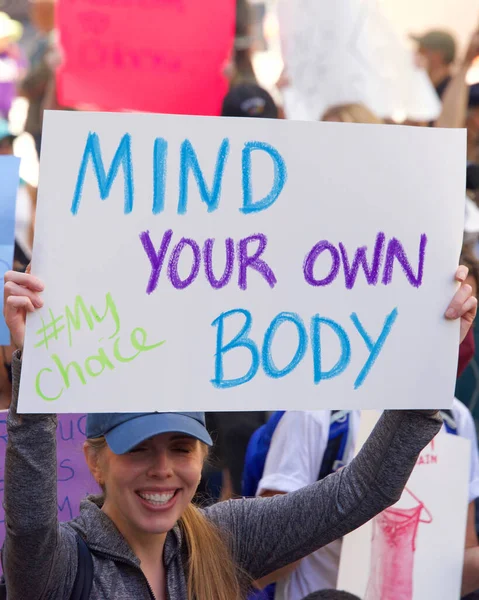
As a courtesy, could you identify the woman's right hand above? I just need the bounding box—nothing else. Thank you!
[3,270,44,351]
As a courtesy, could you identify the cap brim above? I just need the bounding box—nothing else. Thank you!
[105,413,213,454]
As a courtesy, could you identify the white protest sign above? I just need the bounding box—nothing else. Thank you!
[19,111,464,413]
[278,0,441,122]
[337,411,470,600]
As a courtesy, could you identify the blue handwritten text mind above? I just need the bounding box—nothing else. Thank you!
[71,133,287,215]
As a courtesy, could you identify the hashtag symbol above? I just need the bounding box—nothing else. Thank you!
[34,309,65,350]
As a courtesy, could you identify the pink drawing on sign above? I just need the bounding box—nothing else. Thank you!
[364,488,432,600]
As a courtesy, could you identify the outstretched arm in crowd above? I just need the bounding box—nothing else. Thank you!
[435,29,479,129]
[207,410,443,581]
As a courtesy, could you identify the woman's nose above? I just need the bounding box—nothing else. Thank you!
[146,449,173,479]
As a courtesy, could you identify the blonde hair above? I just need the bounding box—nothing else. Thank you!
[180,503,245,599]
[85,437,245,600]
[321,103,383,124]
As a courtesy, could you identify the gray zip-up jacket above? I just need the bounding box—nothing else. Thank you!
[3,352,442,599]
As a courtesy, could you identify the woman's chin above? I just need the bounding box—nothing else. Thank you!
[138,514,179,535]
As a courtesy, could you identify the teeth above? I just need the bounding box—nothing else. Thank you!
[138,492,175,505]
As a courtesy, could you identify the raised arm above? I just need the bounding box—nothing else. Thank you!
[2,271,77,599]
[206,409,442,580]
[435,29,479,129]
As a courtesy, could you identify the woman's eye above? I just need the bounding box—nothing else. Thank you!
[172,446,192,454]
[129,446,147,454]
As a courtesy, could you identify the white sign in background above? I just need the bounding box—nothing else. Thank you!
[337,411,470,600]
[278,0,442,122]
[19,111,464,413]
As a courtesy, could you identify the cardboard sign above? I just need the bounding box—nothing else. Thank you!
[19,111,465,413]
[337,411,470,599]
[56,0,235,115]
[0,156,20,345]
[0,412,98,575]
[278,0,441,122]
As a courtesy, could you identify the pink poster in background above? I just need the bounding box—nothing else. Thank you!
[56,0,236,115]
[0,413,98,574]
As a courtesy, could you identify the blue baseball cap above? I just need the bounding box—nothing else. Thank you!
[86,412,213,454]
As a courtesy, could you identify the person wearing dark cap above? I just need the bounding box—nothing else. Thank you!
[411,29,457,98]
[2,267,476,599]
[18,0,57,157]
[222,83,279,119]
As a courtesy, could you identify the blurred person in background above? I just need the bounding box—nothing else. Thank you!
[0,12,24,120]
[222,83,279,119]
[321,103,383,124]
[319,29,479,131]
[467,162,479,215]
[198,411,268,503]
[433,29,479,130]
[319,30,479,131]
[468,84,479,164]
[18,0,56,157]
[300,592,360,600]
[411,29,456,99]
[225,0,257,88]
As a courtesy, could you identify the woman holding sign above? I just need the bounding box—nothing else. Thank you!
[1,268,477,600]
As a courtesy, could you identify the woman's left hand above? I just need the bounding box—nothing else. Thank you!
[445,266,478,344]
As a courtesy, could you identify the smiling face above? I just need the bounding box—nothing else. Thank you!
[86,433,205,541]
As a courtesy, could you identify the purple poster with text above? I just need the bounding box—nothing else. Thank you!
[0,412,98,573]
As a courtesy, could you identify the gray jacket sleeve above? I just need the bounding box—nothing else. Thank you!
[3,351,77,600]
[204,409,442,581]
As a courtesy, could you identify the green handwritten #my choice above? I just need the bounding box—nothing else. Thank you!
[33,293,165,401]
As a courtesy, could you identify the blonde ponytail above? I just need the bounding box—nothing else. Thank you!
[180,503,246,600]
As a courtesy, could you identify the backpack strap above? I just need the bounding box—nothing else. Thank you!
[0,534,93,600]
[318,410,352,481]
[70,533,93,600]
